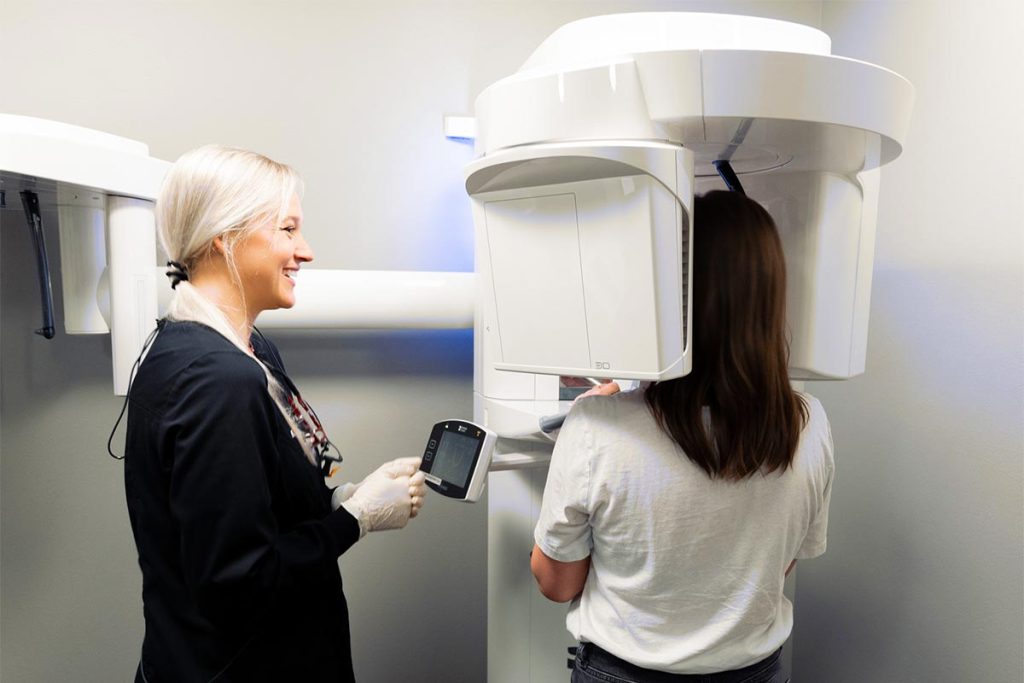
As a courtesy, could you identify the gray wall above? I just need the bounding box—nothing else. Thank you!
[3,1,1022,682]
[0,2,821,681]
[792,1,1024,682]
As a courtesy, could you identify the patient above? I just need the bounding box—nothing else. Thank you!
[531,190,834,683]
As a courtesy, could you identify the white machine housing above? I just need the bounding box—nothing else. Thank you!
[468,11,914,451]
[469,12,914,683]
[467,141,694,383]
[0,114,169,394]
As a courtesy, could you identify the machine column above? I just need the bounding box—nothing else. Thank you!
[107,196,158,395]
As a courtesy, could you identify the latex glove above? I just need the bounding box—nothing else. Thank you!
[370,456,422,480]
[331,457,423,511]
[363,457,427,519]
[342,473,416,538]
[409,470,427,519]
[331,482,360,510]
[372,460,427,518]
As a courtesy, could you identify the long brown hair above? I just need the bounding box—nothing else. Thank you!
[645,190,807,480]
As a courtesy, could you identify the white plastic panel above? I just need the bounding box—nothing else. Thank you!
[0,113,169,200]
[481,176,681,380]
[520,12,830,72]
[467,141,691,384]
[849,137,883,376]
[486,467,574,683]
[57,186,108,334]
[632,50,703,132]
[700,50,913,165]
[476,60,657,156]
[792,174,863,377]
[656,153,693,379]
[576,177,660,372]
[107,196,158,395]
[473,15,913,163]
[485,194,591,370]
[730,170,878,379]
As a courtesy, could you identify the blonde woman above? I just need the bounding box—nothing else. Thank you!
[123,145,426,682]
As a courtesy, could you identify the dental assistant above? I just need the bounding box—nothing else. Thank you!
[122,145,426,682]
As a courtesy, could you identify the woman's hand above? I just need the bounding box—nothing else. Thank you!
[575,381,620,401]
[371,456,422,480]
[365,457,426,517]
[408,469,426,518]
[339,457,427,535]
[342,474,412,536]
[333,457,423,507]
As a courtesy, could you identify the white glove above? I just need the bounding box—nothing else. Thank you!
[331,482,360,509]
[377,458,427,517]
[341,475,413,537]
[376,459,427,518]
[408,469,427,519]
[372,456,422,480]
[331,457,424,511]
[340,456,428,537]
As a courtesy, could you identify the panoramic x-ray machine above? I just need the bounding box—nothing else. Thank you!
[463,14,912,681]
[0,12,912,683]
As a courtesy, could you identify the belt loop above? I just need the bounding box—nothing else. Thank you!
[577,642,588,668]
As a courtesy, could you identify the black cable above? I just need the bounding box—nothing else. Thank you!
[19,191,56,339]
[107,321,163,460]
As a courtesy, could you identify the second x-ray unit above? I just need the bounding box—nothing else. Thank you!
[467,13,913,682]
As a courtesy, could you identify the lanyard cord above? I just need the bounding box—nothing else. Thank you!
[107,321,162,460]
[252,325,343,475]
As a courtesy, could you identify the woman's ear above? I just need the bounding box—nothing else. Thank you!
[211,235,227,255]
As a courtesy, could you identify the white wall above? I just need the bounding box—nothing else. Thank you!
[0,2,824,682]
[793,1,1024,681]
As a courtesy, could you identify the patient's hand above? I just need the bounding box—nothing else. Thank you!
[575,381,620,401]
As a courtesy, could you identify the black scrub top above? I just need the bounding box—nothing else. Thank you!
[124,320,360,682]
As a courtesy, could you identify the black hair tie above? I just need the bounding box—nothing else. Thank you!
[166,261,189,289]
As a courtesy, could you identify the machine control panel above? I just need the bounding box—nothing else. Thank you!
[419,419,496,503]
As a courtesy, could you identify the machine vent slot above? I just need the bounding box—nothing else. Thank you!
[680,208,690,352]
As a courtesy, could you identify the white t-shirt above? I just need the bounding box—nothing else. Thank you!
[534,389,834,674]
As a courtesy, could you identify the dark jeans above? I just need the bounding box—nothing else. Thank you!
[571,642,788,683]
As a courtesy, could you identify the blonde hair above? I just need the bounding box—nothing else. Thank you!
[157,144,316,464]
